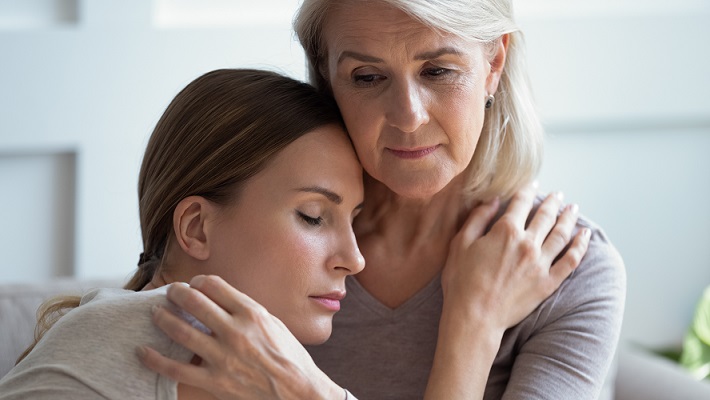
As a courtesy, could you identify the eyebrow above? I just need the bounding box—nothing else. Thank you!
[337,51,383,65]
[337,47,464,65]
[297,186,343,204]
[296,186,365,211]
[414,47,464,61]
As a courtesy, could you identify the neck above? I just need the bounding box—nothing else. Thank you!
[141,239,195,291]
[352,174,476,308]
[354,173,471,246]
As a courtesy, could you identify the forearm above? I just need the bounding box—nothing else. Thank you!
[424,306,505,399]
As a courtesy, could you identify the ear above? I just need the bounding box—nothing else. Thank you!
[485,33,510,96]
[172,196,217,261]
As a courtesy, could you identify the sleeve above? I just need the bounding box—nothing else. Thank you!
[0,287,195,400]
[501,225,627,400]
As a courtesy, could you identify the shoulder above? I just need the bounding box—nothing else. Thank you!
[0,287,185,399]
[529,212,627,335]
[42,287,169,338]
[28,285,204,367]
[79,286,171,311]
[565,214,626,305]
[494,214,626,400]
[37,287,172,353]
[523,194,626,309]
[3,289,178,399]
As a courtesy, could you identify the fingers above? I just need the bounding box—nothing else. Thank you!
[460,197,500,243]
[549,227,592,284]
[151,303,221,362]
[165,282,233,339]
[526,191,565,245]
[137,345,210,388]
[500,181,537,228]
[539,202,579,263]
[189,275,262,317]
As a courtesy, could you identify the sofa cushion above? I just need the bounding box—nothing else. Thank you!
[615,344,710,399]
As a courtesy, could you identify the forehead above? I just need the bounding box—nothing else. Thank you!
[322,1,478,59]
[262,125,360,182]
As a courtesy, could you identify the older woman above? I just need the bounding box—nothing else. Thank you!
[140,1,625,399]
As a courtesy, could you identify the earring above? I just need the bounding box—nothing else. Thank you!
[485,94,495,109]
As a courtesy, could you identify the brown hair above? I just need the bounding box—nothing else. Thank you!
[18,68,344,363]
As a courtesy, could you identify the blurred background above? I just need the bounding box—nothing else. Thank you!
[0,0,708,352]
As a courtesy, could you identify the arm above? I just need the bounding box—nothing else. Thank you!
[140,185,587,400]
[500,226,625,399]
[425,184,592,399]
[139,276,347,400]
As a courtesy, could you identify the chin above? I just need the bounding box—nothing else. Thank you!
[389,179,450,200]
[293,320,333,345]
[377,168,457,199]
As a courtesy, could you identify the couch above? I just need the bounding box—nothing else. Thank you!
[2,279,710,399]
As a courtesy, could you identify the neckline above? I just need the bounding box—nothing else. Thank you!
[345,273,442,318]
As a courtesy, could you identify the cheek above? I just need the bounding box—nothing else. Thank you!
[332,87,377,143]
[236,229,326,308]
[446,93,484,158]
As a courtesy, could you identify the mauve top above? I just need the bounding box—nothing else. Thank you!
[307,214,626,400]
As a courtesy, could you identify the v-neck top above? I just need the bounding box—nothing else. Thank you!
[305,215,625,400]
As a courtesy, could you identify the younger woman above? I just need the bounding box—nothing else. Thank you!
[0,68,365,399]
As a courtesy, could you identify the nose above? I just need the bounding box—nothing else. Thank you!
[385,78,430,133]
[332,228,365,275]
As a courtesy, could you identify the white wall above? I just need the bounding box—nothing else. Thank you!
[1,0,708,349]
[0,0,306,283]
[517,7,710,349]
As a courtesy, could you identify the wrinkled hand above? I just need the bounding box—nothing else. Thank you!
[138,275,342,400]
[441,182,590,331]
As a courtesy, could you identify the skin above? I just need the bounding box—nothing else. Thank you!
[181,125,364,345]
[321,2,512,310]
[140,3,592,399]
[324,4,497,201]
[142,125,365,399]
[321,3,590,398]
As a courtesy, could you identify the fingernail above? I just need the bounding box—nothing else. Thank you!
[583,228,591,239]
[136,345,148,359]
[555,191,564,201]
[569,203,579,214]
[190,275,205,287]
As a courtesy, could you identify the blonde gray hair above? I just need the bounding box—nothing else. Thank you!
[294,0,542,201]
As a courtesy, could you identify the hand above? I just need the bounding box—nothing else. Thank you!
[427,183,590,399]
[441,182,591,332]
[138,275,344,400]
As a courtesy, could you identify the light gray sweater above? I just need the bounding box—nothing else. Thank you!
[0,286,196,400]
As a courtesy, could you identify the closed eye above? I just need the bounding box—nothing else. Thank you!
[353,73,386,87]
[422,67,451,78]
[297,211,324,226]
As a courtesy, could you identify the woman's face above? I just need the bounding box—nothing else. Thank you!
[322,2,499,199]
[206,125,365,345]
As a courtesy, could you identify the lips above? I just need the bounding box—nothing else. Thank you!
[387,145,440,159]
[310,291,346,312]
